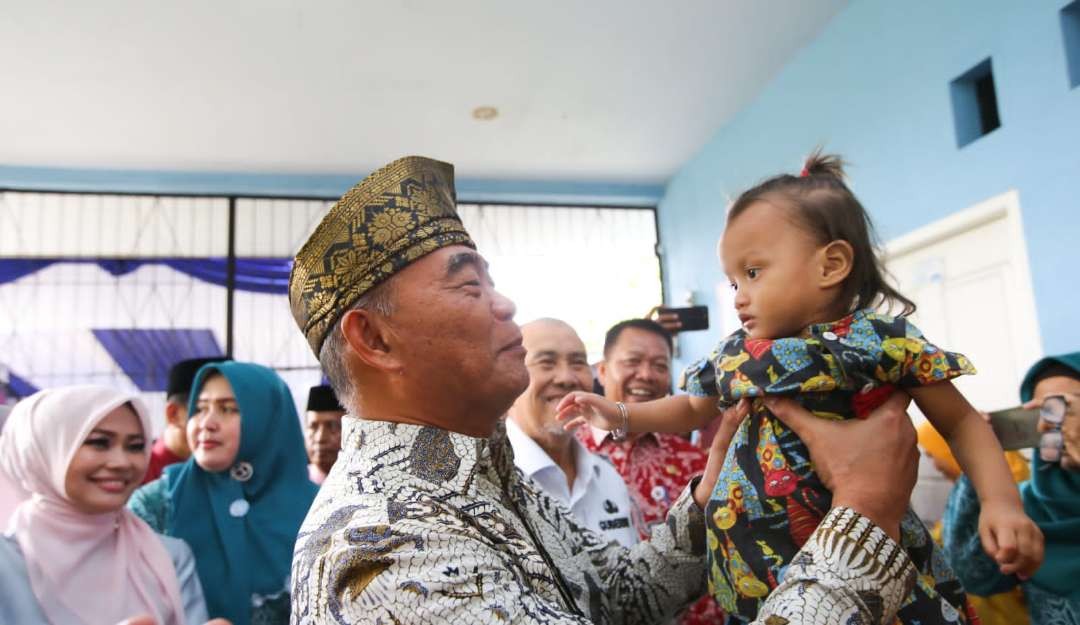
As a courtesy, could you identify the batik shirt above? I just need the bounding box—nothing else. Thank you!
[681,309,976,624]
[576,428,727,625]
[289,418,708,625]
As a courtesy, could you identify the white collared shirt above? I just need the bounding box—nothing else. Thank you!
[506,418,639,547]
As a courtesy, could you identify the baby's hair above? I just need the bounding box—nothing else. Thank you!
[727,148,916,316]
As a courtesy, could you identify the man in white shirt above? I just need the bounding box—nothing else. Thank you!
[506,318,639,547]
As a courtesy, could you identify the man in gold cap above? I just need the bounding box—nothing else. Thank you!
[288,156,928,624]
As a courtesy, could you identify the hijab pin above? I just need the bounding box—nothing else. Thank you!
[230,461,254,482]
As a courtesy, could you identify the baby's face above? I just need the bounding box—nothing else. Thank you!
[720,201,835,339]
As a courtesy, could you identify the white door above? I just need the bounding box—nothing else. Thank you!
[884,190,1042,523]
[884,189,1042,415]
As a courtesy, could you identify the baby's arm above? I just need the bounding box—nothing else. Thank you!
[910,382,1044,577]
[555,392,719,435]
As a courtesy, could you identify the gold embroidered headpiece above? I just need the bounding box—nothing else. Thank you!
[289,156,475,355]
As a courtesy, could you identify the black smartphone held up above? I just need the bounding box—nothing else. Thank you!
[658,306,709,332]
[988,406,1042,450]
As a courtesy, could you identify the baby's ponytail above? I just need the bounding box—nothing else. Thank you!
[800,149,846,180]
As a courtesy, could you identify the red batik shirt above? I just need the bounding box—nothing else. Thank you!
[141,438,185,485]
[576,427,727,625]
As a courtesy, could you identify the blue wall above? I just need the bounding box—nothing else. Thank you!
[659,0,1080,371]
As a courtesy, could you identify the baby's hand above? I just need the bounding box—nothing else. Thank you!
[555,391,620,432]
[978,500,1044,578]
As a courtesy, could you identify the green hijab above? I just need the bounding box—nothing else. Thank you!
[165,361,318,625]
[1018,351,1080,601]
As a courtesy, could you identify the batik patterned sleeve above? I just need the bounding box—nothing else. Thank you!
[870,314,976,388]
[679,356,717,398]
[679,335,742,401]
[941,475,1018,597]
[573,478,708,625]
[752,507,917,625]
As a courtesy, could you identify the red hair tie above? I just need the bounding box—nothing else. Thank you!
[799,167,810,177]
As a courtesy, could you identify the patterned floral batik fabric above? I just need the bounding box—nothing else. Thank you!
[680,309,977,624]
[290,418,709,625]
[577,430,728,625]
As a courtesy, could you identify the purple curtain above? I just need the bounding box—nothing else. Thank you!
[0,259,56,284]
[2,368,40,400]
[91,328,224,392]
[0,257,292,294]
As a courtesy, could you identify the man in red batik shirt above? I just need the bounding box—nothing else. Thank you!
[577,319,726,625]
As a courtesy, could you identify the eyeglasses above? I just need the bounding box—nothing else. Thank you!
[1038,395,1068,463]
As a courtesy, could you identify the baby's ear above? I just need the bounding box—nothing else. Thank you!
[819,240,854,288]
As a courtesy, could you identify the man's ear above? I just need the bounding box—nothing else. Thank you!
[164,402,183,428]
[340,308,402,374]
[596,360,610,386]
[819,240,854,288]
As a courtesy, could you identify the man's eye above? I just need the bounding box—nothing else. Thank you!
[747,268,759,279]
[728,282,738,291]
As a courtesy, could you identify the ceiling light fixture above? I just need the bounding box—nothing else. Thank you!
[472,106,498,121]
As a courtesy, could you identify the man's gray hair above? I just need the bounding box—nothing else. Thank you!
[318,279,395,415]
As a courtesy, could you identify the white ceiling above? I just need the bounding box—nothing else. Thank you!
[0,0,846,184]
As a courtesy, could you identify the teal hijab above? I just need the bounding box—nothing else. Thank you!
[164,361,318,625]
[1018,351,1080,601]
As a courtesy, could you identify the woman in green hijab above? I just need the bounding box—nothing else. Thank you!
[129,361,318,625]
[943,352,1080,625]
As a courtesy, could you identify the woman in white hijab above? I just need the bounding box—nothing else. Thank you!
[0,385,211,625]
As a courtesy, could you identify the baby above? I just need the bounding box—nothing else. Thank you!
[558,151,1044,623]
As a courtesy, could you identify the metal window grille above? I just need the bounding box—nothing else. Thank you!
[0,189,661,427]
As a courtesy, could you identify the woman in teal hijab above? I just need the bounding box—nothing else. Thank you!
[130,361,318,625]
[943,352,1080,625]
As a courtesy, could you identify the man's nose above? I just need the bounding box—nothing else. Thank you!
[491,288,517,320]
[636,363,662,383]
[552,363,579,388]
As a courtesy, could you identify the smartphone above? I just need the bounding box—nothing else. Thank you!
[658,306,709,332]
[988,406,1041,450]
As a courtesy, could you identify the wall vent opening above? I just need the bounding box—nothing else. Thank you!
[950,58,1002,148]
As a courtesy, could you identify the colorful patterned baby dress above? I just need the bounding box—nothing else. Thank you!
[681,309,979,624]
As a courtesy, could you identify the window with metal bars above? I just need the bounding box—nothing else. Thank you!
[0,190,662,426]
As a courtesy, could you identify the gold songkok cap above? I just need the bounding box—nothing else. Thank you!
[289,156,475,355]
